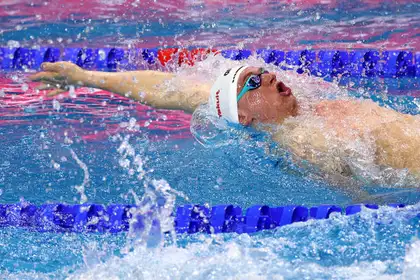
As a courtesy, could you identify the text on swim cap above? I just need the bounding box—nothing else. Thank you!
[215,90,222,117]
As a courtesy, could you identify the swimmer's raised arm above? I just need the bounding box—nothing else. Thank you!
[29,62,210,113]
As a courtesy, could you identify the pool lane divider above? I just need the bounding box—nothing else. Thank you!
[0,47,419,78]
[0,203,407,234]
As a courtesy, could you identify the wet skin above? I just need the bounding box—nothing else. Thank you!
[236,67,298,126]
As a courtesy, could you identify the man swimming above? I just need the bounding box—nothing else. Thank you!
[29,61,420,189]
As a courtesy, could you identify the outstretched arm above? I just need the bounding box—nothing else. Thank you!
[29,62,210,113]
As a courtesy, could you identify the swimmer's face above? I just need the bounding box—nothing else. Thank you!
[236,67,298,125]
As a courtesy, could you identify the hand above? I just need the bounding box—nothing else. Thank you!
[29,62,86,97]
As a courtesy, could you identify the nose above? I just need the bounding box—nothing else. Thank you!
[262,72,277,86]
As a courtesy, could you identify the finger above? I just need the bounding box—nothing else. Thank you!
[41,61,73,72]
[37,83,69,91]
[41,62,62,72]
[47,88,68,97]
[36,83,61,91]
[29,71,60,82]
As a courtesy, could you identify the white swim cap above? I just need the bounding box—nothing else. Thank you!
[208,66,248,123]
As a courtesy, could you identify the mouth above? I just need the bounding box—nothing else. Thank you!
[276,81,292,96]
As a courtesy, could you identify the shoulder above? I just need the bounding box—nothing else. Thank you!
[314,99,354,114]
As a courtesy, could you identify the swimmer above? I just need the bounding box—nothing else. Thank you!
[29,61,420,191]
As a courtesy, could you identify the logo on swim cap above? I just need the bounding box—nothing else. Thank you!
[231,66,245,83]
[223,69,231,76]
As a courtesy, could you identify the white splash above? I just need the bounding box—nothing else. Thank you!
[402,239,420,278]
[70,148,90,204]
[68,204,420,280]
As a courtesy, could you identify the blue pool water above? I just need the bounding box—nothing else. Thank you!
[1,1,420,279]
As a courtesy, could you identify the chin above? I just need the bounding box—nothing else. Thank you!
[280,95,298,115]
[290,96,299,116]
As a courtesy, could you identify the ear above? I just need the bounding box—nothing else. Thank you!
[238,109,253,126]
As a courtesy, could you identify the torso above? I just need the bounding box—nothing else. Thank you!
[271,99,420,187]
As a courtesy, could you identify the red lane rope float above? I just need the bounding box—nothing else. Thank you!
[157,48,218,66]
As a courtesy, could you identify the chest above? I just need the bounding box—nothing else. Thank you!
[313,100,401,139]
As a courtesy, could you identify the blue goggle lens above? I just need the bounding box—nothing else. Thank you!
[247,75,261,88]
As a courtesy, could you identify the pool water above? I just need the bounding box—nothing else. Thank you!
[1,0,420,279]
[1,0,419,50]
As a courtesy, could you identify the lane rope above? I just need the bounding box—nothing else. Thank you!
[0,47,419,78]
[0,203,408,234]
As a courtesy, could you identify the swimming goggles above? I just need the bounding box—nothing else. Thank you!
[237,68,269,102]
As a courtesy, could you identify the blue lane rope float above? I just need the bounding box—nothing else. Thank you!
[0,203,408,234]
[0,47,419,78]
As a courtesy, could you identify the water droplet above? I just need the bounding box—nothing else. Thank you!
[21,83,28,92]
[69,85,76,98]
[24,106,36,113]
[52,99,61,111]
[98,49,106,60]
[7,40,20,48]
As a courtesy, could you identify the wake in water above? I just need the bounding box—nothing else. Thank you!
[67,202,420,280]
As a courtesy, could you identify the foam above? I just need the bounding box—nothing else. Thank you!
[67,203,420,279]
